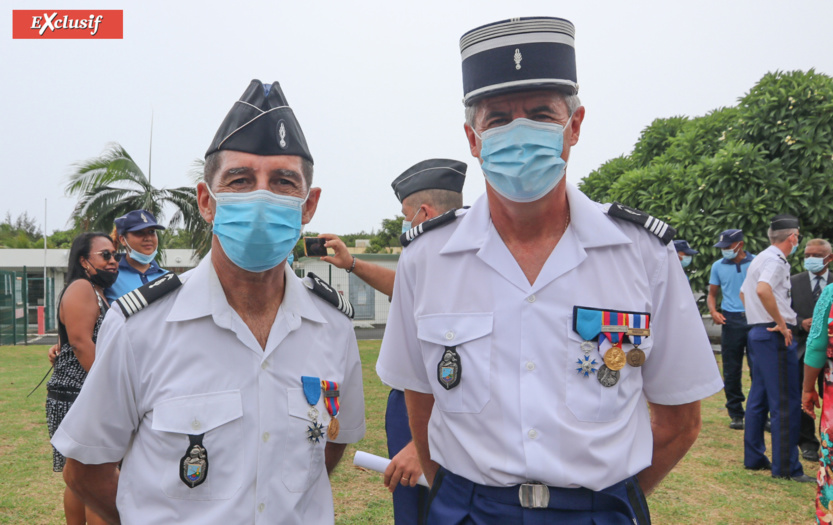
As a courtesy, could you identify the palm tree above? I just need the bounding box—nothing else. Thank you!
[65,142,211,256]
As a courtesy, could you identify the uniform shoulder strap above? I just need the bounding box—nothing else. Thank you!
[305,272,354,319]
[607,202,676,245]
[115,272,182,319]
[400,207,467,247]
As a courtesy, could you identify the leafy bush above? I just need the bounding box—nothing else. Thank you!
[580,70,833,297]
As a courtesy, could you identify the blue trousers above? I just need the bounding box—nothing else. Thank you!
[721,311,752,418]
[425,466,651,525]
[386,389,427,525]
[743,325,804,478]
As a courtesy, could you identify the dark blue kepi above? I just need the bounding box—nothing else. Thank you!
[460,17,578,106]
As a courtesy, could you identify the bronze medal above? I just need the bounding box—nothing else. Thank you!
[327,417,340,440]
[626,347,646,367]
[604,345,626,371]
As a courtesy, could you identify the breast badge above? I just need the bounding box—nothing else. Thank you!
[179,435,209,488]
[437,346,462,390]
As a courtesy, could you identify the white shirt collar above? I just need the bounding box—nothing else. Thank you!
[440,182,631,255]
[167,253,327,325]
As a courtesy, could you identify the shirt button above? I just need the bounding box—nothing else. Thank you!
[445,331,454,340]
[527,295,536,303]
[528,429,538,439]
[262,432,270,442]
[261,361,268,370]
[191,419,201,431]
[258,503,265,513]
[526,361,536,371]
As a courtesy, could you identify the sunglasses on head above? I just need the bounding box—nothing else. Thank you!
[92,250,116,261]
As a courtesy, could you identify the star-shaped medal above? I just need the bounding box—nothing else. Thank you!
[307,421,324,444]
[575,355,598,377]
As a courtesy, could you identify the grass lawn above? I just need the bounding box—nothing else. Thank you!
[0,342,819,524]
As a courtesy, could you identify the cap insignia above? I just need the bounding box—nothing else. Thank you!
[141,213,148,223]
[514,48,522,70]
[278,121,287,149]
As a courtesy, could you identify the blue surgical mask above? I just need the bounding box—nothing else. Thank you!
[208,187,304,273]
[789,242,798,256]
[721,248,737,260]
[680,255,692,268]
[287,253,295,267]
[805,257,826,273]
[476,117,570,203]
[125,240,157,265]
[401,205,423,234]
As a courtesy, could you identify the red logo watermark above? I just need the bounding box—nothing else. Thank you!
[12,10,123,39]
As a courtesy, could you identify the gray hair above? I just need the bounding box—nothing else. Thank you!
[403,189,463,215]
[767,227,798,244]
[464,91,582,129]
[203,150,314,191]
[806,238,832,254]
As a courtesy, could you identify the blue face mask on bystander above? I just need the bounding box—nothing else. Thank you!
[680,255,692,268]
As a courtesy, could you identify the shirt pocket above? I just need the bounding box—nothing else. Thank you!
[151,390,244,500]
[416,313,493,414]
[282,387,327,493]
[565,328,649,423]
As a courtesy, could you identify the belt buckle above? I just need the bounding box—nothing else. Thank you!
[518,482,550,509]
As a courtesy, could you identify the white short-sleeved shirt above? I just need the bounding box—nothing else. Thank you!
[52,256,365,525]
[376,184,723,491]
[740,245,797,325]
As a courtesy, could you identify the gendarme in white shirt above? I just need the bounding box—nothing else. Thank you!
[740,245,797,325]
[376,184,723,491]
[52,256,365,525]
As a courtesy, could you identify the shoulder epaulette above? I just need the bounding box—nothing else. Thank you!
[607,202,676,245]
[115,272,182,319]
[400,207,467,247]
[305,272,354,319]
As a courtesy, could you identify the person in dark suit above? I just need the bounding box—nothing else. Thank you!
[791,238,833,462]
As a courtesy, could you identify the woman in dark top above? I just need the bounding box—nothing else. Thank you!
[46,232,117,525]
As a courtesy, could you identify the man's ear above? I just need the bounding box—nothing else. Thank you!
[197,182,214,224]
[302,187,322,225]
[464,123,481,160]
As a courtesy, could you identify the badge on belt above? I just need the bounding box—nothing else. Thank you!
[180,434,209,488]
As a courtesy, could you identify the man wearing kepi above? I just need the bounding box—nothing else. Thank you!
[376,17,723,524]
[51,80,366,524]
[322,158,465,525]
[740,214,812,482]
[707,229,754,430]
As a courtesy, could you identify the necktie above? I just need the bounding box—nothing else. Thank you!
[813,276,822,301]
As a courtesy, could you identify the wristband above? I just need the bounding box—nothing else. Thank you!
[346,256,356,274]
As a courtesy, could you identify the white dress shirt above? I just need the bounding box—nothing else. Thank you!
[740,245,797,325]
[52,256,365,525]
[376,184,722,491]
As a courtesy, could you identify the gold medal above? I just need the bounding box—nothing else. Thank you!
[604,345,626,371]
[327,417,340,440]
[626,348,646,367]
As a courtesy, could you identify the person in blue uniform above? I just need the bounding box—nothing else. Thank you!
[707,229,755,430]
[321,158,466,525]
[740,214,813,482]
[105,209,169,302]
[674,240,698,276]
[377,16,723,524]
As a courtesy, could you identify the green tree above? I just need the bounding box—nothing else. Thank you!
[65,143,202,245]
[364,217,404,254]
[580,70,833,297]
